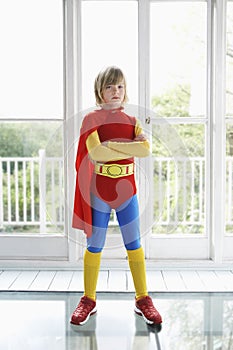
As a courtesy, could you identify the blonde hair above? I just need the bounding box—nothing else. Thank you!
[94,66,129,106]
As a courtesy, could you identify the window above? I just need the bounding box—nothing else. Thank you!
[150,2,207,236]
[81,0,138,110]
[0,0,63,118]
[226,0,233,235]
[0,0,232,263]
[0,0,64,235]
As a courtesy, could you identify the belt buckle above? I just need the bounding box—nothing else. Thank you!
[106,164,123,177]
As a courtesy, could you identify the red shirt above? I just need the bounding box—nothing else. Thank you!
[90,109,137,208]
[72,107,143,236]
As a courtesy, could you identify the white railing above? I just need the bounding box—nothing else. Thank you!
[153,156,233,233]
[226,156,233,227]
[153,156,205,233]
[0,150,64,232]
[0,152,233,233]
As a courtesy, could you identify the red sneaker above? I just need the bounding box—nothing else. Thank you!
[70,296,97,325]
[135,296,162,325]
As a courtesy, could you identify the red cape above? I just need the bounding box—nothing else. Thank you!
[72,112,101,237]
[72,107,136,237]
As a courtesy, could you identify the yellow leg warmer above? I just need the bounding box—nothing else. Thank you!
[127,247,148,300]
[83,249,101,301]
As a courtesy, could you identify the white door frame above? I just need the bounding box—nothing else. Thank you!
[140,0,211,260]
[73,0,233,264]
[2,0,232,267]
[0,0,76,267]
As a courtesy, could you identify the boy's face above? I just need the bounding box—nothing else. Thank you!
[102,81,125,108]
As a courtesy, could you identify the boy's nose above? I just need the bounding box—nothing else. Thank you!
[112,85,119,93]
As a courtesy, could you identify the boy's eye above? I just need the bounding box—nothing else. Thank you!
[105,84,124,90]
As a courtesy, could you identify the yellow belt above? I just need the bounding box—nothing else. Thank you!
[94,163,134,178]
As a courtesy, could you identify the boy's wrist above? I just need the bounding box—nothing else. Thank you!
[102,141,109,147]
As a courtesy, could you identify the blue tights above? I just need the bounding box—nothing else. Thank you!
[87,194,141,253]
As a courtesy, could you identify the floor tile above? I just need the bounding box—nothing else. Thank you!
[0,291,232,350]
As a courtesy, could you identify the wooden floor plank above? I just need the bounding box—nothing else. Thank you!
[96,271,109,291]
[1,269,233,292]
[147,270,168,292]
[29,271,57,291]
[8,271,39,291]
[126,271,135,292]
[0,271,21,290]
[108,270,127,291]
[179,270,205,292]
[214,271,233,292]
[162,271,187,291]
[48,271,74,291]
[68,271,83,292]
[197,271,227,292]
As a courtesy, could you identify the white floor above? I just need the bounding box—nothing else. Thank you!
[0,291,233,350]
[0,269,233,292]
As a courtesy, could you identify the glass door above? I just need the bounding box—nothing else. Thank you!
[224,0,233,260]
[77,0,232,262]
[79,0,210,260]
[146,0,209,259]
[79,0,139,258]
[0,0,67,260]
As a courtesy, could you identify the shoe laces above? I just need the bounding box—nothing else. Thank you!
[137,296,159,315]
[73,296,95,317]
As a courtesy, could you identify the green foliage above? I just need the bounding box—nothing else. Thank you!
[0,122,64,233]
[152,84,191,118]
[151,84,205,234]
[151,84,205,159]
[0,122,63,158]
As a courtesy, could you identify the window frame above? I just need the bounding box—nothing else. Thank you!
[0,0,71,266]
[1,0,232,267]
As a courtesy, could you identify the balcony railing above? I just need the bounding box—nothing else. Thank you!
[0,150,64,233]
[152,156,205,233]
[0,151,233,233]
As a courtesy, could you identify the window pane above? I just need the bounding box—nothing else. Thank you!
[152,124,205,234]
[226,123,233,234]
[0,0,63,119]
[226,2,233,235]
[0,122,64,234]
[226,1,233,117]
[81,1,138,109]
[150,2,207,117]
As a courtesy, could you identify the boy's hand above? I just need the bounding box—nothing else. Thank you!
[134,133,147,141]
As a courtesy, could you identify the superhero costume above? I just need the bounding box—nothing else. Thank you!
[70,107,163,326]
[72,107,150,237]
